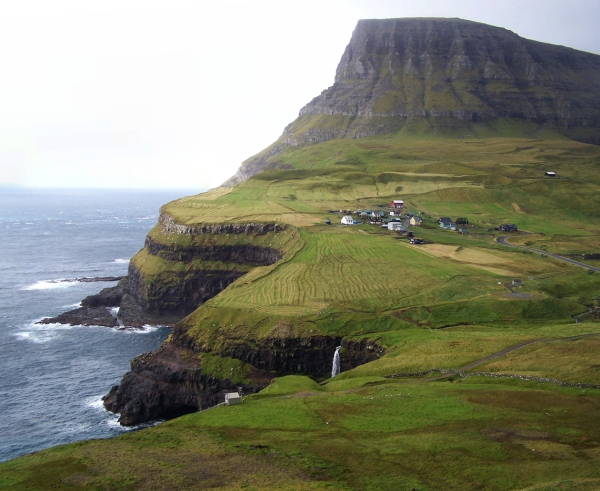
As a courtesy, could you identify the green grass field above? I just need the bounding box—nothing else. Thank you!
[2,375,600,490]
[2,133,600,489]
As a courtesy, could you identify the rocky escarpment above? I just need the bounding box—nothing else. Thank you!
[104,329,385,425]
[225,17,600,185]
[103,344,267,425]
[117,261,247,326]
[158,212,283,236]
[115,216,283,327]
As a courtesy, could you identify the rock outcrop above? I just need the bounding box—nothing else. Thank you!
[38,306,119,328]
[104,328,385,425]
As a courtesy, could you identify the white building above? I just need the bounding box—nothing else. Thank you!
[225,392,241,405]
[388,222,404,231]
[341,215,354,225]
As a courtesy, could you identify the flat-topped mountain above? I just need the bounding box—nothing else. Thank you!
[226,18,600,185]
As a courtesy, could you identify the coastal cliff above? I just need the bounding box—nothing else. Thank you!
[104,18,600,427]
[104,325,385,425]
[109,213,284,327]
[103,213,386,425]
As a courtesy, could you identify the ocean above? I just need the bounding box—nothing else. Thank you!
[0,188,196,463]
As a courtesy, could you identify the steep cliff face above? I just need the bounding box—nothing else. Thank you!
[225,18,600,185]
[301,18,600,125]
[113,213,283,327]
[104,327,385,425]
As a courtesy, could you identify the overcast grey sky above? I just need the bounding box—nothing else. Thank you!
[1,0,599,190]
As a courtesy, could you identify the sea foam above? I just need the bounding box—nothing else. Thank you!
[23,279,79,291]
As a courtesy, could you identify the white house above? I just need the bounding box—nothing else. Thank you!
[341,215,354,225]
[225,392,241,405]
[388,222,404,231]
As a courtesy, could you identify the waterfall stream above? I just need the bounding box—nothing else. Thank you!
[331,346,341,378]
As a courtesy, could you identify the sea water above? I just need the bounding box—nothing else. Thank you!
[0,188,196,462]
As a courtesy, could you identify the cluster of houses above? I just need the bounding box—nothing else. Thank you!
[337,199,519,237]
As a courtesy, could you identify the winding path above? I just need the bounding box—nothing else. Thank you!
[496,235,600,273]
[427,332,600,381]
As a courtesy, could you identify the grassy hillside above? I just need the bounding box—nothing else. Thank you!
[2,133,600,489]
[2,370,600,490]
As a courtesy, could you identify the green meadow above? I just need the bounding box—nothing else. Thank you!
[2,133,600,489]
[2,375,600,490]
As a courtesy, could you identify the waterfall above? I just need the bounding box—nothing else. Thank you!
[331,346,341,378]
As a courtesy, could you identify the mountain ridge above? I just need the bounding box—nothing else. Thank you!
[225,17,600,186]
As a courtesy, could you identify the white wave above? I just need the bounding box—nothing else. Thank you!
[14,320,75,344]
[113,258,129,264]
[124,325,163,334]
[86,395,107,411]
[14,331,56,344]
[23,279,78,291]
[63,302,82,309]
[109,307,119,317]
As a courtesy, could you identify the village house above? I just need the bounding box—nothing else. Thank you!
[456,217,468,226]
[388,200,404,209]
[499,224,518,232]
[341,215,354,225]
[388,222,404,231]
[438,217,455,230]
[410,216,422,226]
[545,171,556,177]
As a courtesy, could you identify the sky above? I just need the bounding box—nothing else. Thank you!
[1,0,599,191]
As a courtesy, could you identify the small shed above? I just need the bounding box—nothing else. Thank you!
[545,171,556,177]
[341,215,354,225]
[512,279,522,287]
[456,217,469,226]
[225,392,241,405]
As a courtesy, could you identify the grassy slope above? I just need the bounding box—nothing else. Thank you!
[2,375,600,490]
[2,133,600,489]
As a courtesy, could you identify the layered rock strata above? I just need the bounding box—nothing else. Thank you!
[225,17,600,185]
[104,329,385,425]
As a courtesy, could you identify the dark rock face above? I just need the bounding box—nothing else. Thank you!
[117,264,246,326]
[81,286,123,308]
[298,18,600,140]
[104,333,385,426]
[38,307,118,328]
[158,213,284,236]
[115,224,282,326]
[144,236,281,265]
[103,344,266,425]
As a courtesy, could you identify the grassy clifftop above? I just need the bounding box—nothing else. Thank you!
[165,134,600,343]
[3,134,600,490]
